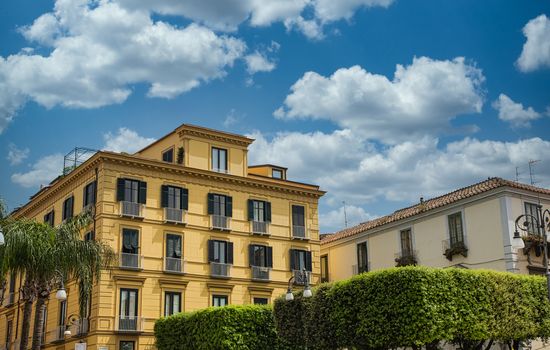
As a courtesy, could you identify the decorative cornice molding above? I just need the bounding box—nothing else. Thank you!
[178,127,252,148]
[206,282,235,290]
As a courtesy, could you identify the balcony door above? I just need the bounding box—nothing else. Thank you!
[119,289,138,330]
[165,234,182,272]
[121,229,139,268]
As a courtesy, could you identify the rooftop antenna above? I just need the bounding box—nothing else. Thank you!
[515,166,521,183]
[342,201,348,228]
[528,160,540,186]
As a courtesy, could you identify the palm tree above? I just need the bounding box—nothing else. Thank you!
[29,212,115,350]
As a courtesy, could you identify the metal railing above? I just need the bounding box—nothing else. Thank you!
[394,250,418,266]
[210,262,231,278]
[119,201,144,218]
[352,262,370,275]
[120,253,142,269]
[116,316,143,332]
[251,266,270,281]
[164,257,184,273]
[4,292,15,306]
[251,221,269,235]
[210,215,231,230]
[292,225,308,239]
[164,208,185,224]
[70,318,89,336]
[292,270,311,286]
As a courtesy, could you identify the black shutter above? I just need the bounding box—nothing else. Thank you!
[92,181,97,204]
[51,211,55,226]
[208,240,214,262]
[227,242,234,264]
[117,179,125,201]
[138,181,147,204]
[207,194,214,214]
[248,200,254,221]
[44,213,49,224]
[306,251,312,272]
[266,246,273,268]
[68,196,74,218]
[248,245,255,266]
[181,188,189,211]
[161,185,169,208]
[289,249,296,271]
[265,202,271,222]
[83,184,88,208]
[226,196,233,217]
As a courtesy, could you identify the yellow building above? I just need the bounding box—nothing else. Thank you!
[320,177,550,283]
[0,124,324,350]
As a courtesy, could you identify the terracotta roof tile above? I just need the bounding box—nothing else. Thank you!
[321,177,550,245]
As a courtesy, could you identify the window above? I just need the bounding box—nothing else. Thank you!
[289,249,312,272]
[161,185,188,210]
[248,200,271,222]
[208,240,233,264]
[448,212,464,245]
[164,292,181,316]
[120,341,135,350]
[400,228,413,256]
[84,231,95,241]
[320,255,329,283]
[44,210,55,227]
[162,148,174,163]
[62,196,74,221]
[121,228,139,268]
[292,205,306,238]
[5,320,12,346]
[207,194,232,217]
[212,295,228,307]
[116,178,147,204]
[272,168,283,179]
[211,147,228,172]
[119,289,138,330]
[165,234,182,272]
[357,242,368,273]
[525,202,541,235]
[58,300,67,327]
[253,297,268,305]
[249,245,273,267]
[8,272,16,304]
[83,181,96,208]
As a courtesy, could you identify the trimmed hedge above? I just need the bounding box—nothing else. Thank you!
[154,304,282,350]
[273,267,550,349]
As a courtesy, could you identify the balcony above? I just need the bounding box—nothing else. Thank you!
[251,266,270,281]
[394,250,418,267]
[164,257,185,274]
[119,253,143,270]
[70,318,89,337]
[443,239,468,261]
[352,262,370,275]
[4,292,15,306]
[164,208,186,224]
[51,325,65,342]
[292,270,311,286]
[292,225,309,240]
[210,262,231,278]
[251,221,269,235]
[116,316,143,333]
[210,215,231,231]
[119,201,144,219]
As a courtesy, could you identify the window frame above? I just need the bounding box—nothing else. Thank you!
[253,297,268,305]
[211,147,228,172]
[120,341,135,350]
[212,295,228,307]
[62,196,74,221]
[320,254,329,283]
[524,202,541,235]
[83,181,96,208]
[292,205,305,228]
[58,300,67,326]
[399,228,413,256]
[121,228,139,255]
[272,168,283,179]
[356,241,369,273]
[164,291,182,316]
[119,288,139,318]
[447,212,465,245]
[165,233,182,259]
[162,147,174,163]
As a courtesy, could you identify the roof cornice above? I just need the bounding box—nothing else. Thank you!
[177,124,253,147]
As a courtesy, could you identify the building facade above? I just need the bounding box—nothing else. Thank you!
[320,178,550,283]
[0,124,324,350]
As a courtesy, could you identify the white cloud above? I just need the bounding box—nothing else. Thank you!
[11,128,155,188]
[0,0,246,133]
[492,94,541,128]
[284,16,325,40]
[275,57,485,143]
[249,130,550,210]
[313,0,394,23]
[103,127,156,154]
[245,52,276,74]
[320,204,376,233]
[517,14,550,72]
[7,144,30,166]
[11,153,64,188]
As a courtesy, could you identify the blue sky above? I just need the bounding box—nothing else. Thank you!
[1,0,549,232]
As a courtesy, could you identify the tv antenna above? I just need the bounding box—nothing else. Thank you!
[342,201,348,228]
[528,160,540,185]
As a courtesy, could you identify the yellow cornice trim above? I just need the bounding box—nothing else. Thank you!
[206,282,235,290]
[159,279,189,288]
[247,286,274,293]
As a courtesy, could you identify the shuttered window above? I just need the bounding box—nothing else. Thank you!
[165,234,182,259]
[122,229,139,255]
[289,249,312,271]
[117,178,147,204]
[400,228,413,255]
[62,196,74,221]
[162,148,174,163]
[44,210,55,227]
[208,240,233,264]
[83,181,96,208]
[248,200,271,222]
[207,194,232,217]
[248,245,273,267]
[161,186,188,210]
[292,205,305,227]
[357,242,368,273]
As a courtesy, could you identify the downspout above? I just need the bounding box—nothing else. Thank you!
[15,271,21,341]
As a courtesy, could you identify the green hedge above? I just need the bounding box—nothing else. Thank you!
[273,267,550,349]
[154,304,282,350]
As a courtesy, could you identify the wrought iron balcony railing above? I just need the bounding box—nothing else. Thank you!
[251,221,269,235]
[251,266,270,281]
[116,316,143,332]
[394,250,418,267]
[164,208,186,224]
[442,238,468,261]
[292,270,311,286]
[210,262,231,278]
[70,318,89,337]
[292,225,308,239]
[210,215,231,231]
[120,252,143,269]
[119,201,144,218]
[164,257,184,273]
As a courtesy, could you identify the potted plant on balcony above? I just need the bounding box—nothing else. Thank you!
[395,253,417,267]
[444,241,468,261]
